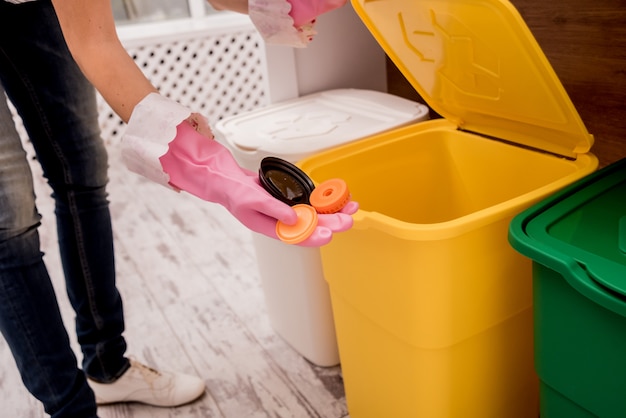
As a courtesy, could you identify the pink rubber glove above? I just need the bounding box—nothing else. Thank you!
[159,120,356,246]
[288,0,348,27]
[249,0,348,47]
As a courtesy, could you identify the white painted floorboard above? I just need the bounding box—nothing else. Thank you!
[0,138,348,418]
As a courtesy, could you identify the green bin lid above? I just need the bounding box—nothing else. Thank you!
[509,159,626,316]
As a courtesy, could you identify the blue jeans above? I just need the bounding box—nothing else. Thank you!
[0,1,129,417]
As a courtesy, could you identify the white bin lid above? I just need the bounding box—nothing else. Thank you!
[213,88,429,170]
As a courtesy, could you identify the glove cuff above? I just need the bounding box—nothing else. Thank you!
[248,0,316,48]
[122,93,193,188]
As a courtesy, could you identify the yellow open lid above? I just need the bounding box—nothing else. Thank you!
[351,0,593,158]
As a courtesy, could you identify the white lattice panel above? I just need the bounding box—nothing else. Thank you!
[8,15,270,147]
[100,23,270,144]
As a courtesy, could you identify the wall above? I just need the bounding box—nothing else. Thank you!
[263,4,388,103]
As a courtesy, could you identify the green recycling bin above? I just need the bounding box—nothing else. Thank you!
[509,158,626,418]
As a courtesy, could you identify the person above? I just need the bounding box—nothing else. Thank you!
[0,0,353,417]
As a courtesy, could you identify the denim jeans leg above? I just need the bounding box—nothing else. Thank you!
[0,87,98,417]
[0,0,128,394]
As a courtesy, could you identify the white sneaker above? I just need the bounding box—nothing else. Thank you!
[88,358,206,407]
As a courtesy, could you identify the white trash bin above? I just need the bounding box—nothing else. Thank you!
[214,88,429,366]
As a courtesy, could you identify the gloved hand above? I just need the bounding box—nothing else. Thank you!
[288,0,348,27]
[160,119,356,245]
[249,0,348,47]
[122,93,356,247]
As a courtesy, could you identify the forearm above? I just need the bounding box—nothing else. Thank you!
[79,42,156,123]
[205,0,248,14]
[51,0,157,122]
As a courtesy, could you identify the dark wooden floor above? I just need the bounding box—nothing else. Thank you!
[387,0,626,169]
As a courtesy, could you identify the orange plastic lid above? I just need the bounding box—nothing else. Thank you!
[310,178,350,214]
[276,204,318,244]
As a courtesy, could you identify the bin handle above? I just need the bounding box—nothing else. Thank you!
[352,209,389,232]
[566,260,626,317]
[619,215,626,254]
[352,209,367,227]
[574,216,626,306]
[351,209,478,240]
[584,260,626,301]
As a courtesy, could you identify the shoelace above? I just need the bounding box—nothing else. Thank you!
[130,359,162,386]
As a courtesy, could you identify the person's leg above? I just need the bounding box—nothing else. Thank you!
[0,74,98,418]
[0,0,129,383]
[0,1,204,408]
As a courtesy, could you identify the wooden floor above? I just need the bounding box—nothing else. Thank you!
[0,138,348,418]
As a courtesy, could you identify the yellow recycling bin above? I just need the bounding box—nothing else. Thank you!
[298,0,599,417]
